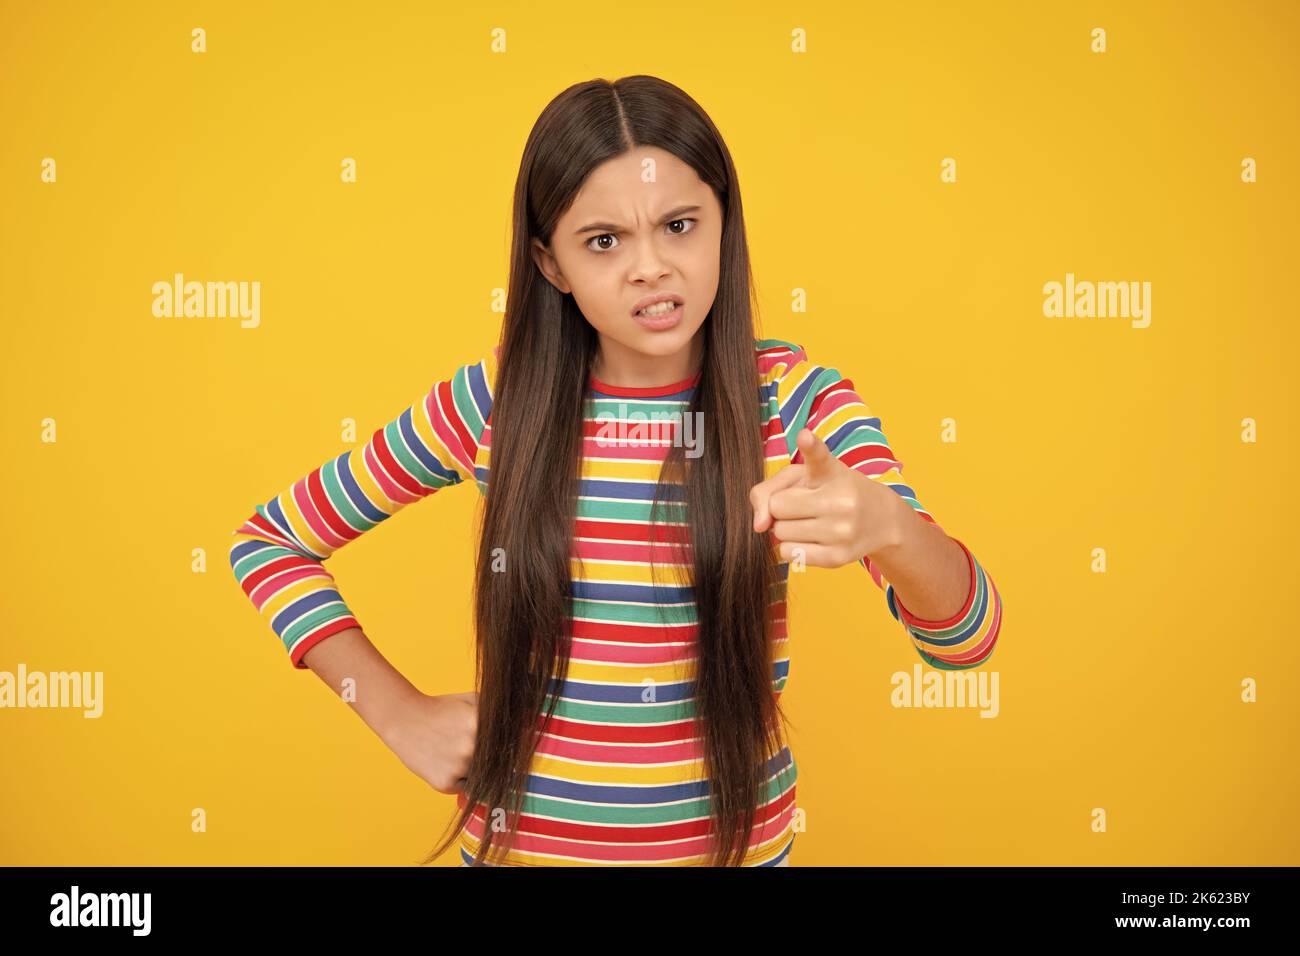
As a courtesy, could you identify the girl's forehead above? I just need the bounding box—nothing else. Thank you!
[565,154,713,224]
[583,148,700,194]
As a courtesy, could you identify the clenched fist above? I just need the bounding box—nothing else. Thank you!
[382,691,479,794]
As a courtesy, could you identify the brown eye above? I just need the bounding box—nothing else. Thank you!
[587,234,618,253]
[667,218,697,236]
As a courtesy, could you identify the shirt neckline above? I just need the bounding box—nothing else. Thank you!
[587,368,703,397]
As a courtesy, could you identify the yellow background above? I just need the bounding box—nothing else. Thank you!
[1,0,1296,865]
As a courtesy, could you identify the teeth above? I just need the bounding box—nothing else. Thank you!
[638,300,678,317]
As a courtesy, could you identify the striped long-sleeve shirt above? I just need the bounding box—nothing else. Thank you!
[229,336,1002,866]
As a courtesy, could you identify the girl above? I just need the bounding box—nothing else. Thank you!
[228,75,1002,868]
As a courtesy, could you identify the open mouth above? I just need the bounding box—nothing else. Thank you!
[635,301,681,317]
[631,294,685,318]
[632,302,684,330]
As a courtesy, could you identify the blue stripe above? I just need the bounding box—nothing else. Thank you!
[271,588,345,637]
[229,538,277,566]
[547,677,695,703]
[525,748,795,804]
[885,482,919,501]
[779,364,827,431]
[397,405,462,486]
[578,478,687,501]
[337,449,389,524]
[571,579,695,602]
[467,361,493,430]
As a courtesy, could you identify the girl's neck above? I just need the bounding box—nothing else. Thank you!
[589,332,705,389]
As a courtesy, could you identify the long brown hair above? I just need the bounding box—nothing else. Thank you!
[421,75,789,868]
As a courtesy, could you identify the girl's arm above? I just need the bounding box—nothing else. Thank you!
[297,624,478,795]
[298,624,423,739]
[774,345,1002,670]
[228,354,495,668]
[227,356,495,793]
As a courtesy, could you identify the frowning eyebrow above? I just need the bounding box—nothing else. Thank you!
[573,204,703,236]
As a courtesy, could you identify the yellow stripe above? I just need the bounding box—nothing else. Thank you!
[569,556,691,585]
[579,457,671,480]
[528,751,707,785]
[556,656,695,684]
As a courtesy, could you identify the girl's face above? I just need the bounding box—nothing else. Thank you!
[531,145,722,380]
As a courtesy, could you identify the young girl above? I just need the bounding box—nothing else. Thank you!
[229,75,1002,868]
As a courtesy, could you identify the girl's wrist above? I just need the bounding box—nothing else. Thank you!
[866,486,914,561]
[356,674,426,746]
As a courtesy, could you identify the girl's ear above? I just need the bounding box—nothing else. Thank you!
[530,237,571,294]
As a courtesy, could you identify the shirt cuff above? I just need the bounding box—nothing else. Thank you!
[288,616,362,669]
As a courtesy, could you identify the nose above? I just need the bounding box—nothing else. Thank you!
[627,237,671,284]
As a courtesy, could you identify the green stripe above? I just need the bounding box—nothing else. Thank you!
[452,364,487,440]
[521,792,716,824]
[515,767,796,824]
[571,598,696,625]
[828,424,889,454]
[281,603,352,652]
[542,696,697,723]
[585,397,692,415]
[231,542,293,579]
[384,417,449,490]
[784,367,842,454]
[576,498,687,521]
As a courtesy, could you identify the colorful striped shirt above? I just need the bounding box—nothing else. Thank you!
[228,337,1002,866]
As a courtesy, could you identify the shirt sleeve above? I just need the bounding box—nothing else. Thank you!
[769,342,1001,670]
[228,351,496,669]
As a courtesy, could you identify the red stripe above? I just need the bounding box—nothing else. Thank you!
[242,511,286,543]
[370,427,425,497]
[306,466,358,542]
[807,377,856,423]
[537,715,700,744]
[289,616,361,669]
[838,442,898,470]
[581,419,682,440]
[574,518,690,545]
[239,553,315,596]
[569,618,698,644]
[437,378,476,464]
